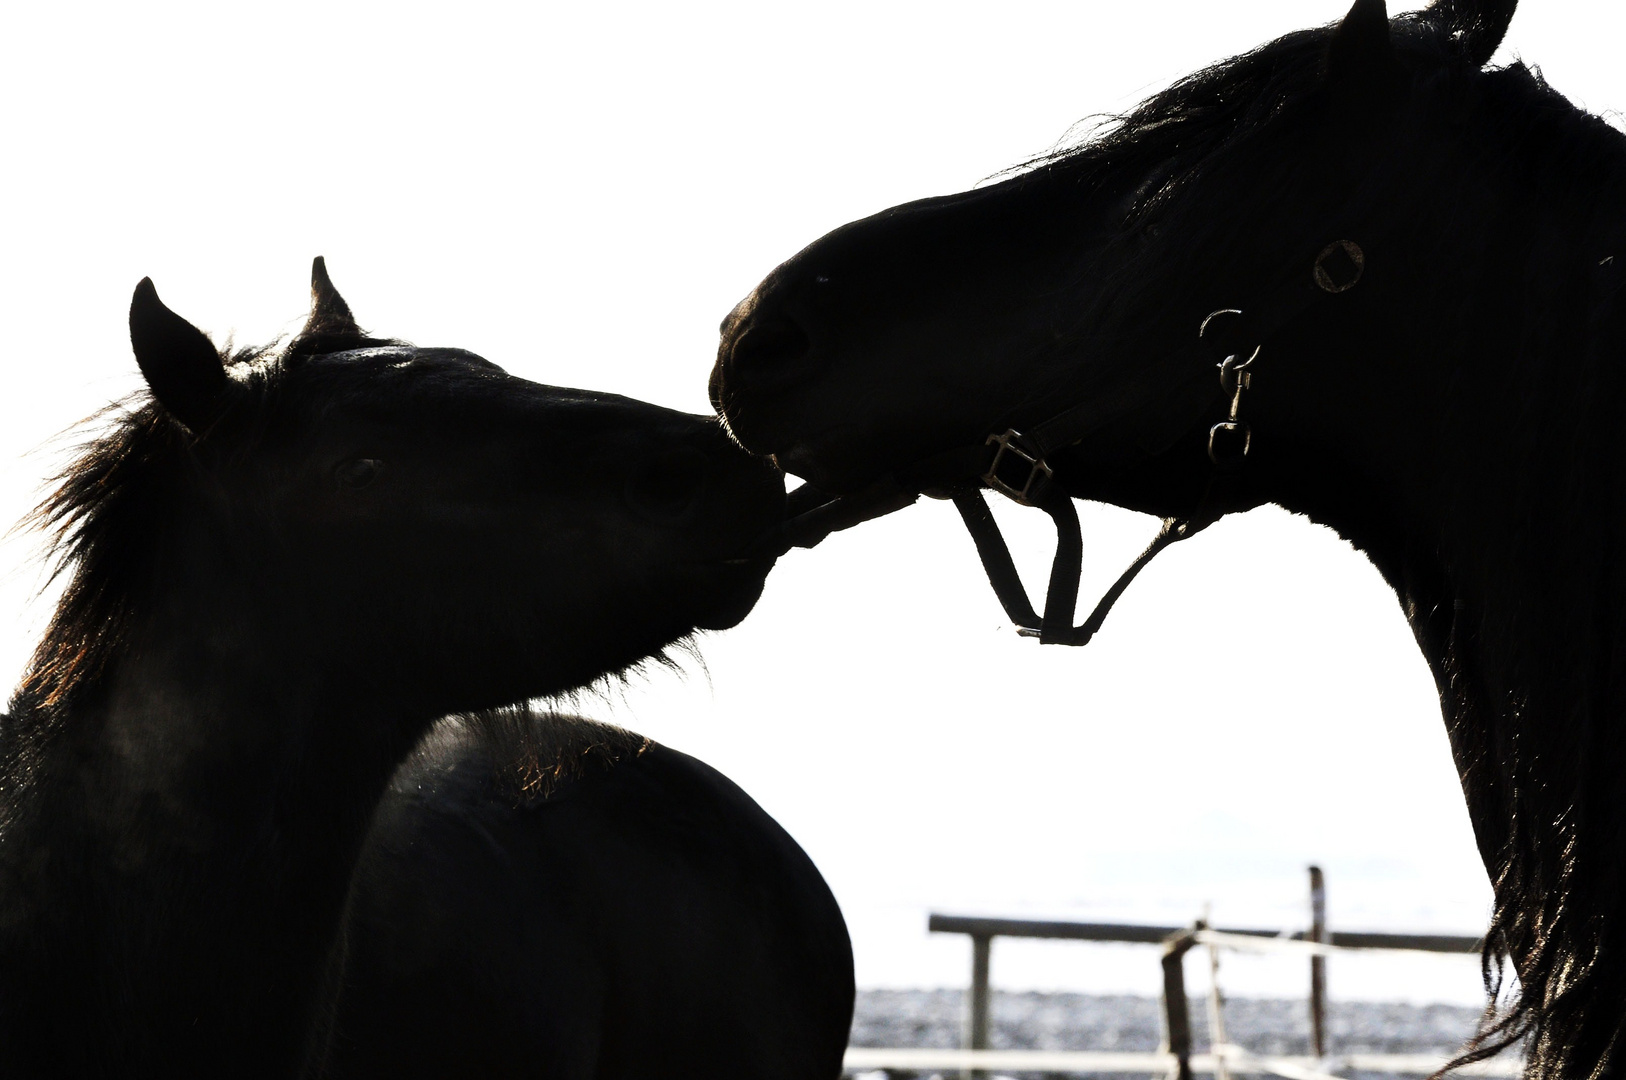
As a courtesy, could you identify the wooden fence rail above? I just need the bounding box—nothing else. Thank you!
[858,868,1495,1079]
[842,1047,1525,1078]
[924,914,1482,954]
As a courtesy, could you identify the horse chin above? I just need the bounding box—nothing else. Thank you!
[693,586,766,630]
[690,558,775,631]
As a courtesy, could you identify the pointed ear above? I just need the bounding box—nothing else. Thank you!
[304,256,362,338]
[1327,0,1407,110]
[129,278,228,433]
[1429,0,1516,68]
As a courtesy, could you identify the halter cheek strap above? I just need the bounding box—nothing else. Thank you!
[756,239,1366,647]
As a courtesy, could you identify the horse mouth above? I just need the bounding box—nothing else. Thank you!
[760,434,882,497]
[718,407,863,487]
[770,443,824,480]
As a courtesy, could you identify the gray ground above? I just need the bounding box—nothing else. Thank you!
[850,990,1505,1076]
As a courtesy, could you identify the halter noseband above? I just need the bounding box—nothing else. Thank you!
[761,238,1367,646]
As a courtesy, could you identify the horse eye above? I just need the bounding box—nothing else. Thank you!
[334,458,384,490]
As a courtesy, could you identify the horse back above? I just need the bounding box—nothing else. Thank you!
[330,715,854,1079]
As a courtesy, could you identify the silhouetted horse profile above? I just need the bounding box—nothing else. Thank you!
[711,0,1618,1075]
[0,263,847,1077]
[332,710,854,1079]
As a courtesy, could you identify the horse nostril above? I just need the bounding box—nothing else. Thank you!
[727,315,815,389]
[625,447,710,523]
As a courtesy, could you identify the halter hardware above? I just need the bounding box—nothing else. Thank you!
[983,430,1054,506]
[1208,346,1259,468]
[757,239,1367,647]
[1313,240,1365,294]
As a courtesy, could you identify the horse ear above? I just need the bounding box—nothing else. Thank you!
[1428,0,1516,68]
[305,256,362,338]
[129,278,228,433]
[1327,0,1406,108]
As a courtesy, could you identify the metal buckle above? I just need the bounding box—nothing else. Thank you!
[983,430,1053,506]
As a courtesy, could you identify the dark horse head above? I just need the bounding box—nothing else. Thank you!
[712,1,1626,1076]
[0,260,783,1076]
[32,259,782,722]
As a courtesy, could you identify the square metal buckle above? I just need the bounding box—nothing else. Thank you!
[983,429,1053,506]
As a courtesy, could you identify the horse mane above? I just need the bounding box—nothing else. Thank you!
[1032,6,1625,258]
[10,321,398,722]
[17,390,237,718]
[1437,94,1626,1073]
[1027,12,1460,196]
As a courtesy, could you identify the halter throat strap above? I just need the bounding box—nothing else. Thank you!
[951,475,1233,645]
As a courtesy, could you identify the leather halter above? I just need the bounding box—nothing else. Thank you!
[760,239,1366,645]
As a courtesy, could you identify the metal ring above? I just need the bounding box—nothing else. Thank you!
[1313,240,1365,294]
[1207,420,1252,467]
[1226,345,1262,370]
[1199,308,1244,338]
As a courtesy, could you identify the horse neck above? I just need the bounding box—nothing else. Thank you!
[1365,362,1626,1075]
[0,563,431,1076]
[1297,117,1626,1072]
[1402,113,1626,749]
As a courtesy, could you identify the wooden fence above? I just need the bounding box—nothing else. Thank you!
[844,867,1508,1079]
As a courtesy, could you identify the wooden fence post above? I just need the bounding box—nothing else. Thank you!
[1203,917,1229,1080]
[964,931,992,1080]
[1161,928,1197,1080]
[1309,865,1327,1058]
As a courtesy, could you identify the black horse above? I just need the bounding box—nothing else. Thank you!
[0,263,812,1077]
[331,710,853,1079]
[711,0,1614,1076]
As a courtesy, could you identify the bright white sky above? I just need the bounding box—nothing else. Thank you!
[2,0,1620,1006]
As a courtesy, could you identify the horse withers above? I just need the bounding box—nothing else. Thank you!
[0,262,850,1077]
[711,1,1625,1076]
